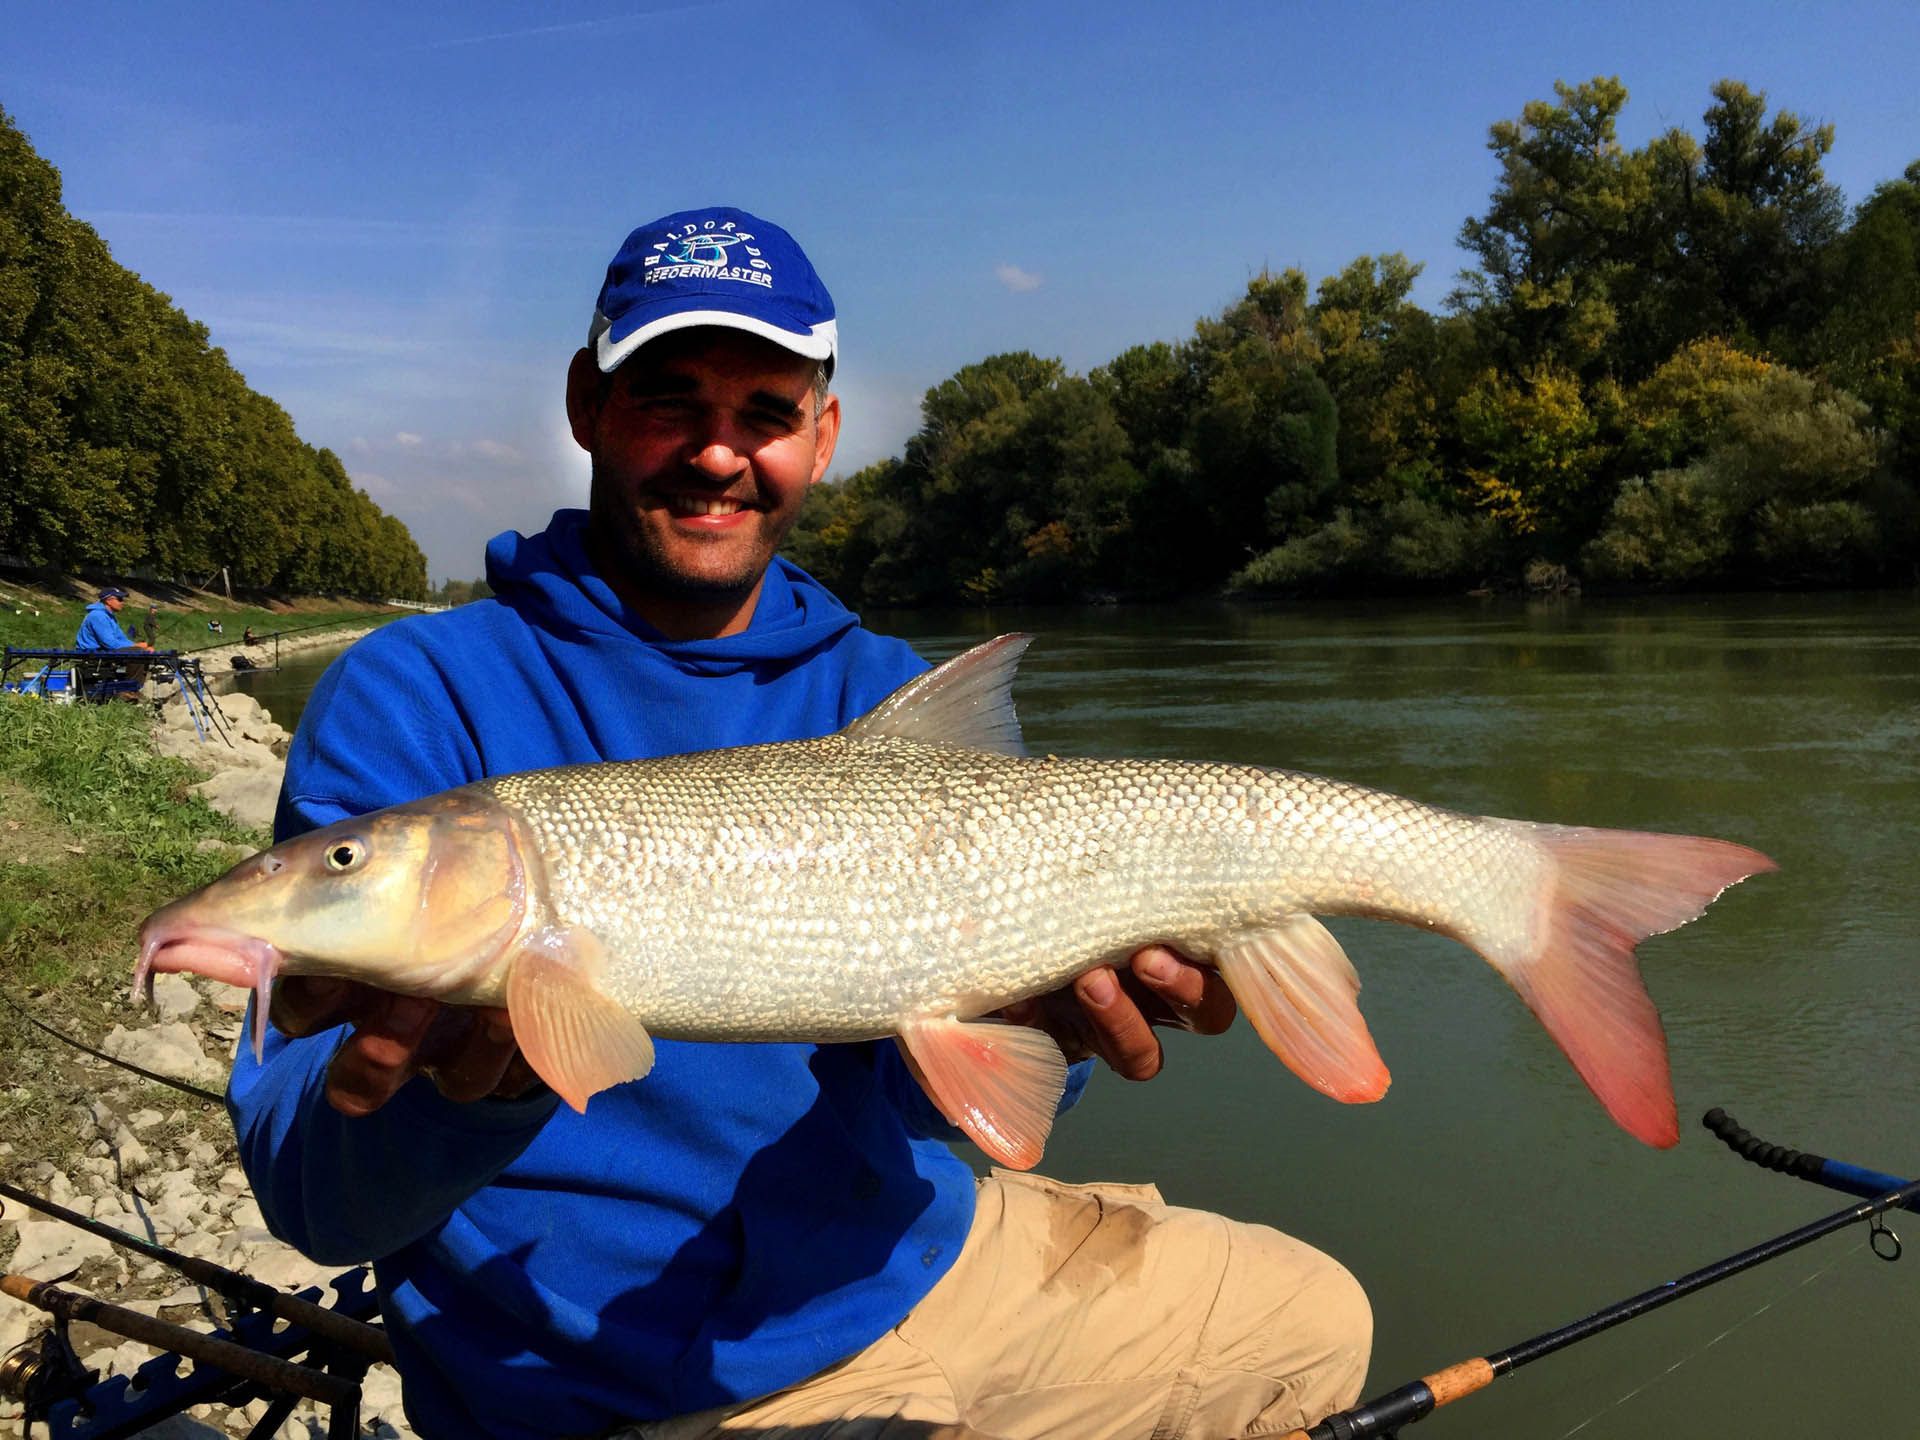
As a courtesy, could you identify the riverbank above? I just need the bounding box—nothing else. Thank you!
[0,680,415,1437]
[0,569,410,651]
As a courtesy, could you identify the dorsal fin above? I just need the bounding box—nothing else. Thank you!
[844,633,1031,755]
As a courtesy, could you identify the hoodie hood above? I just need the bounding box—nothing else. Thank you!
[482,509,858,677]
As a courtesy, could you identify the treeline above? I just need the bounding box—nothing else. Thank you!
[789,79,1920,601]
[425,576,493,607]
[0,107,427,599]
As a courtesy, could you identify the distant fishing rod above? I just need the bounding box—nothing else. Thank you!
[1282,1119,1917,1440]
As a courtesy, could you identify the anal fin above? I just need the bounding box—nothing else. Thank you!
[506,927,654,1113]
[897,1017,1067,1170]
[1213,915,1390,1104]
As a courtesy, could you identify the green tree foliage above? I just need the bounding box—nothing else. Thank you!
[0,107,426,597]
[1454,78,1844,382]
[1452,77,1646,374]
[1586,364,1889,583]
[1453,364,1604,548]
[1309,255,1446,496]
[788,77,1915,599]
[1811,163,1920,514]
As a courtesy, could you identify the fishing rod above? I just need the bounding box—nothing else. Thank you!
[0,1179,393,1364]
[1282,1132,1918,1439]
[1,1272,364,1440]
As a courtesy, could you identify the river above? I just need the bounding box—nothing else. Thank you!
[238,591,1920,1436]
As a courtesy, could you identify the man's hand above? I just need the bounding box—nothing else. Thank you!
[270,977,541,1116]
[995,946,1235,1081]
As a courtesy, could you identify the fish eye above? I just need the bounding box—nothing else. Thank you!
[324,839,365,873]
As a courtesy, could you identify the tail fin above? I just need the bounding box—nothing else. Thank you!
[1495,825,1774,1148]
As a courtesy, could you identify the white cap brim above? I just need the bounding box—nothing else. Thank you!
[591,308,837,376]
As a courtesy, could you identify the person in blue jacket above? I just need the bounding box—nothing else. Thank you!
[227,207,1370,1440]
[72,586,138,651]
[72,585,152,701]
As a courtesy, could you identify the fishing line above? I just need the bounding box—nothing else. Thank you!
[1554,1239,1864,1438]
[0,987,226,1104]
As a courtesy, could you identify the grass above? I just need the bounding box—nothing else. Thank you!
[0,698,262,1156]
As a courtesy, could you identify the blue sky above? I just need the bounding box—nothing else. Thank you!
[6,2,1918,582]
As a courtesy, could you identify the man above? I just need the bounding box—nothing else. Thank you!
[228,207,1369,1440]
[72,585,151,700]
[72,586,137,651]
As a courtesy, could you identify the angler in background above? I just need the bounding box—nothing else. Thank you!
[73,584,153,701]
[225,208,1371,1440]
[73,585,147,653]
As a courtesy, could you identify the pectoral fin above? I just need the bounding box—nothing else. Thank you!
[897,1017,1068,1170]
[505,928,654,1113]
[1213,916,1390,1104]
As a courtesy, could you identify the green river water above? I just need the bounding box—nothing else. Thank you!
[237,591,1920,1437]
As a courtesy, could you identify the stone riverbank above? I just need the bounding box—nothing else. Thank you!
[0,632,421,1439]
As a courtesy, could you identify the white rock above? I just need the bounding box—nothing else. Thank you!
[129,1107,166,1130]
[360,1363,407,1419]
[216,1166,250,1195]
[240,1243,336,1294]
[9,1215,111,1279]
[100,1022,225,1086]
[189,767,284,829]
[151,972,202,1023]
[0,1292,43,1356]
[84,1338,156,1380]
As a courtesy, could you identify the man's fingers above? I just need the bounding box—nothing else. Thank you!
[1074,967,1164,1081]
[269,976,358,1038]
[420,1008,528,1103]
[322,994,437,1116]
[1130,947,1238,1036]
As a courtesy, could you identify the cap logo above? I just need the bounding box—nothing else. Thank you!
[644,220,773,289]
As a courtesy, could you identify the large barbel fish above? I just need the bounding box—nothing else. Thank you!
[136,635,1771,1168]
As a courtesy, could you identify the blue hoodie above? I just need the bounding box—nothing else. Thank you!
[73,601,130,651]
[227,511,989,1438]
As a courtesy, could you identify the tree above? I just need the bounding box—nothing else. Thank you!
[1451,77,1644,375]
[0,106,427,597]
[1453,364,1602,548]
[1309,254,1445,495]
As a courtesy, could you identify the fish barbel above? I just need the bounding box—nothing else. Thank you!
[136,634,1772,1168]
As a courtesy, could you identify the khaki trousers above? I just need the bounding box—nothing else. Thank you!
[620,1170,1370,1440]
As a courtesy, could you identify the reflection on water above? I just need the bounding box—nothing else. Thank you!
[251,593,1920,1435]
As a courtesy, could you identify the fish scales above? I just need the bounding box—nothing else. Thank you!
[480,734,1541,1041]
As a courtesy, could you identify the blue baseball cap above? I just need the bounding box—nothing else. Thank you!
[99,586,129,601]
[588,207,837,379]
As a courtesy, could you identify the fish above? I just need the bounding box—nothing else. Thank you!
[135,634,1773,1169]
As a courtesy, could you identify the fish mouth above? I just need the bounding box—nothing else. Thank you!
[134,918,285,1061]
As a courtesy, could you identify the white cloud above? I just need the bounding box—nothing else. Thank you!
[395,432,424,448]
[995,263,1042,293]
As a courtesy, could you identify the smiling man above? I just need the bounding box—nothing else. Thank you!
[227,207,1369,1440]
